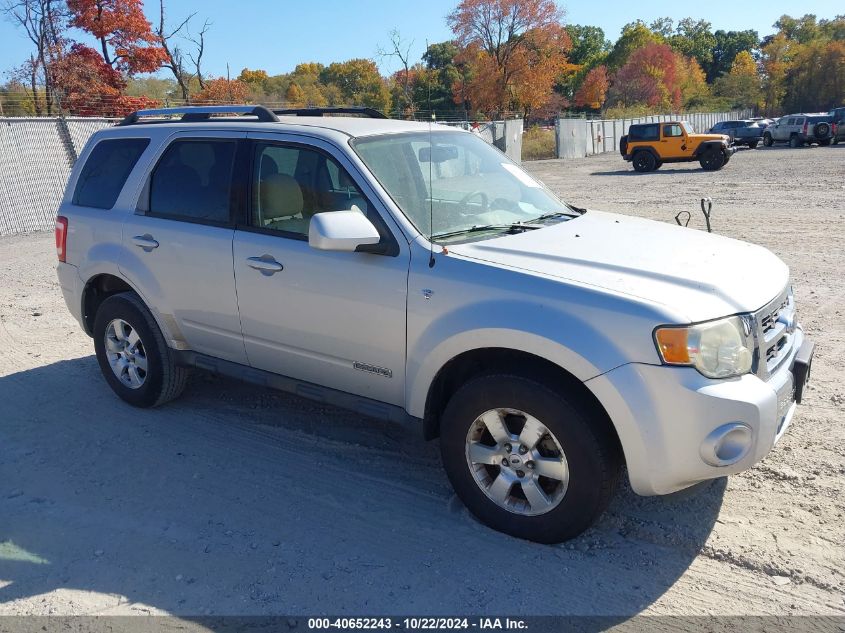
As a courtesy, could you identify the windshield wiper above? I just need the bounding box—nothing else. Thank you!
[431,223,537,241]
[530,206,585,223]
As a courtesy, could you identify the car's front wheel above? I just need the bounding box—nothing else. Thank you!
[439,374,620,543]
[748,141,759,149]
[763,133,773,147]
[699,148,726,171]
[93,292,188,408]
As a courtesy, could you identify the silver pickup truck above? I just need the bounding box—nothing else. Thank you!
[56,106,814,543]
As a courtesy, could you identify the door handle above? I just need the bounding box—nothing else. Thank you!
[247,256,284,275]
[132,235,159,251]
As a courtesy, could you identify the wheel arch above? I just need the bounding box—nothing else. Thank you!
[81,273,134,335]
[422,347,623,464]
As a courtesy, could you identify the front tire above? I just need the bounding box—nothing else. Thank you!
[699,148,726,171]
[763,133,773,147]
[748,141,759,149]
[439,374,620,543]
[93,292,188,408]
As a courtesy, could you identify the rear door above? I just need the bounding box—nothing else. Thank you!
[231,133,410,405]
[119,130,248,364]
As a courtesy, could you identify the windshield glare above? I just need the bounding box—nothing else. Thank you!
[351,131,572,242]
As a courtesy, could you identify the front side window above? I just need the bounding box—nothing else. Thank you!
[149,139,236,223]
[352,131,573,242]
[663,124,683,137]
[251,143,373,238]
[73,138,149,209]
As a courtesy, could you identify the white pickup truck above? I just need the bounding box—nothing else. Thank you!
[56,106,814,543]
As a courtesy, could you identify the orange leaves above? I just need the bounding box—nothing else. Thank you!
[193,78,251,105]
[447,0,569,115]
[607,43,683,111]
[67,0,166,74]
[574,65,609,110]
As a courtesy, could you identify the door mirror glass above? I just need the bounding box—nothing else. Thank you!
[308,209,381,252]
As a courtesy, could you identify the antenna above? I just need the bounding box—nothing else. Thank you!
[427,39,436,268]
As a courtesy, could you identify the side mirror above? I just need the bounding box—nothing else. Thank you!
[308,210,381,252]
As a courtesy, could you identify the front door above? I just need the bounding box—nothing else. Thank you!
[661,123,692,158]
[231,135,410,405]
[120,131,248,364]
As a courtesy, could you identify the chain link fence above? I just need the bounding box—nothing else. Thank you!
[0,113,524,236]
[555,109,754,159]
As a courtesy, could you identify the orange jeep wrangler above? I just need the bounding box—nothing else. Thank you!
[620,121,735,172]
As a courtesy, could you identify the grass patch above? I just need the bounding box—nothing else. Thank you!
[522,126,556,161]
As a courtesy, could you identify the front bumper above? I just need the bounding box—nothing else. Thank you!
[586,327,811,496]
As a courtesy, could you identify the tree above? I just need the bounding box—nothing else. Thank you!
[677,54,710,108]
[782,39,845,111]
[447,0,570,114]
[565,25,610,66]
[192,77,249,104]
[67,0,167,74]
[418,41,469,112]
[713,50,761,109]
[605,21,662,71]
[760,32,793,113]
[708,30,760,82]
[156,0,210,102]
[606,42,681,110]
[1,0,66,114]
[668,18,716,68]
[574,65,608,109]
[285,82,305,106]
[50,42,158,114]
[377,28,415,111]
[320,59,391,112]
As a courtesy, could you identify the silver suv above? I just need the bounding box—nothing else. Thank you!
[762,113,834,147]
[56,106,814,543]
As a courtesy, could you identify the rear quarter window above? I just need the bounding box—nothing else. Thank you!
[628,124,660,141]
[73,138,150,209]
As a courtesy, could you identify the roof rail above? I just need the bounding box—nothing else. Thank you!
[272,107,388,119]
[118,105,279,126]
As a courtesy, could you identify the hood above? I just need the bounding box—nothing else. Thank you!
[447,210,788,323]
[694,133,731,143]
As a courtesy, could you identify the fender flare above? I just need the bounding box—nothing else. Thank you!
[693,141,728,158]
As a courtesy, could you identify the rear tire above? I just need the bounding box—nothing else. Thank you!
[93,292,188,408]
[762,133,773,147]
[632,150,657,172]
[699,148,726,171]
[789,135,802,148]
[439,374,620,543]
[748,141,759,149]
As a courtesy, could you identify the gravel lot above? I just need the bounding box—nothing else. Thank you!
[1,144,843,618]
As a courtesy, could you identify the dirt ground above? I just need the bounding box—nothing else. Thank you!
[1,144,843,619]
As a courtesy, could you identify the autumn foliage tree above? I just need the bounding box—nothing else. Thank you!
[66,0,167,73]
[447,0,572,115]
[574,65,608,109]
[606,43,682,110]
[192,77,250,104]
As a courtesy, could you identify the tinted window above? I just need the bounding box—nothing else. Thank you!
[251,143,373,238]
[629,124,659,141]
[149,140,236,223]
[73,138,149,209]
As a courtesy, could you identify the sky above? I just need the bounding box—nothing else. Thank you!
[1,0,843,78]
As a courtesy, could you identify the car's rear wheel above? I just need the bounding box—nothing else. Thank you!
[762,133,773,147]
[699,148,726,171]
[93,292,188,408]
[632,151,657,172]
[789,135,802,148]
[748,141,759,149]
[439,374,620,543]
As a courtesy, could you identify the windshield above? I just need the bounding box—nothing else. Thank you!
[351,130,574,242]
[681,121,695,134]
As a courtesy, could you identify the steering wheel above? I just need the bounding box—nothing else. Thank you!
[458,190,489,214]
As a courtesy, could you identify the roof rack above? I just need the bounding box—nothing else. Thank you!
[272,107,388,119]
[118,105,279,126]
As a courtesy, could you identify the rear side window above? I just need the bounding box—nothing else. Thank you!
[629,124,659,141]
[73,138,149,209]
[149,139,236,223]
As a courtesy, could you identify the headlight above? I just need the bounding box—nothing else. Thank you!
[654,316,754,379]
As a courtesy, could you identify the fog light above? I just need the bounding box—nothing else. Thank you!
[700,423,752,467]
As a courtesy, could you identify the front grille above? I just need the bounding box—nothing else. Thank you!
[753,287,795,379]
